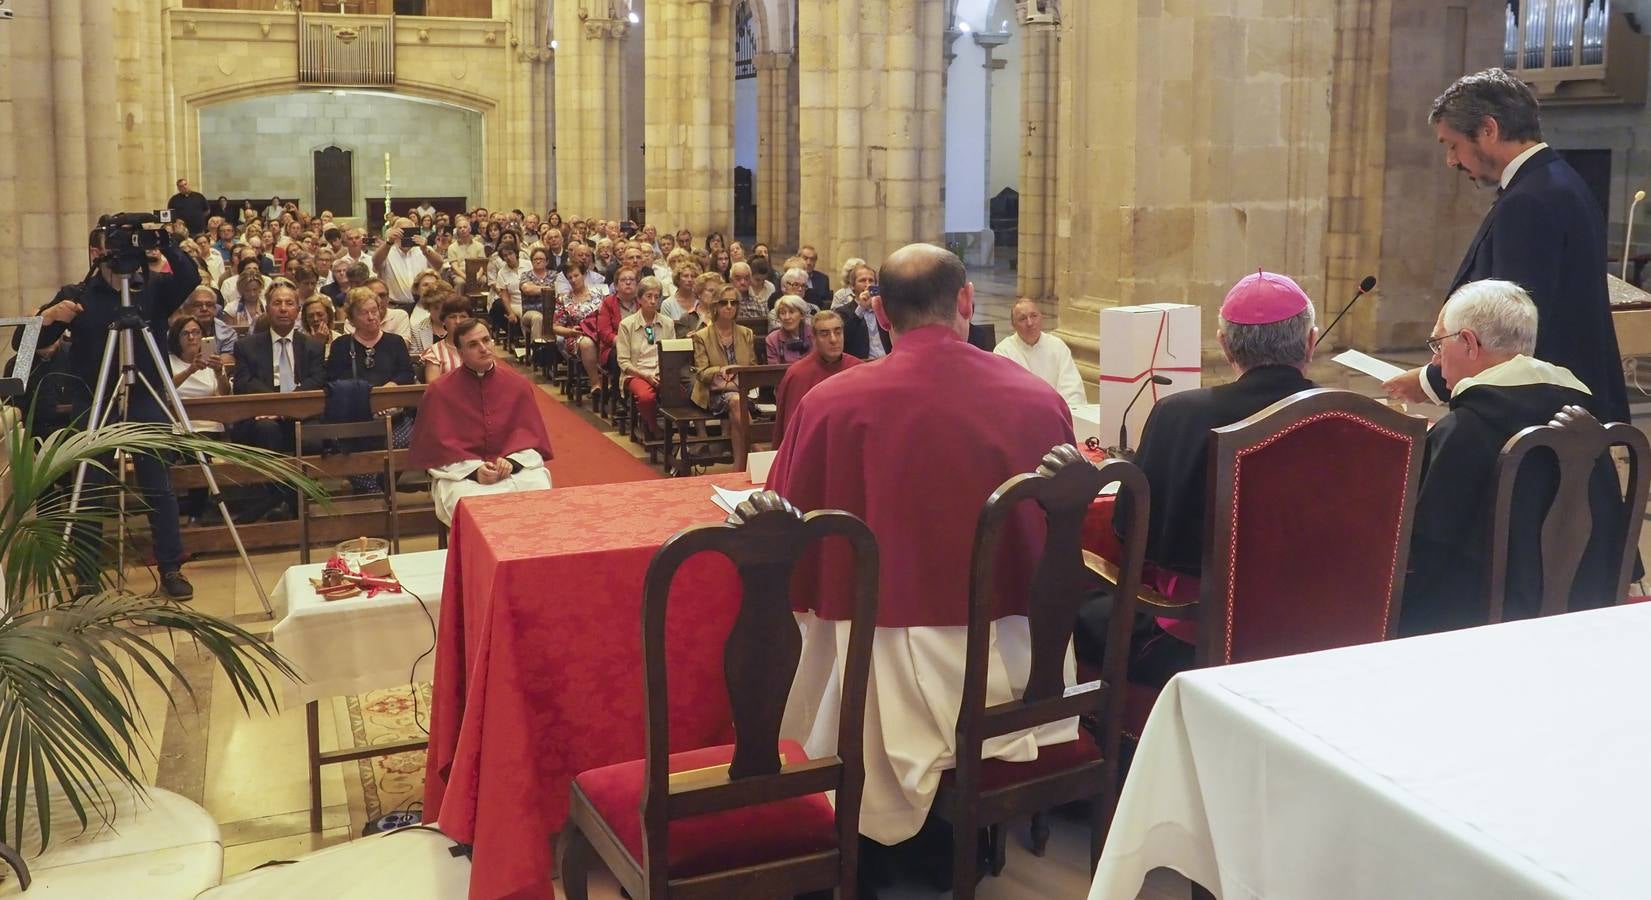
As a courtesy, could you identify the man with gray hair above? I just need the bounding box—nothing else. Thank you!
[1400,278,1625,636]
[1383,67,1626,424]
[1088,271,1320,682]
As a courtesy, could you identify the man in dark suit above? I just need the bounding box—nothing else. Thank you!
[233,281,325,519]
[1384,67,1629,424]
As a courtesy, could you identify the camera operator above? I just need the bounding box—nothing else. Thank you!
[35,218,201,600]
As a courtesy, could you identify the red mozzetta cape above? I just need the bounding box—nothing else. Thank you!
[408,362,555,470]
[773,350,863,449]
[769,324,1075,627]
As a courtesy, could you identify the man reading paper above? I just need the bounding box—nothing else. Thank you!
[409,320,554,525]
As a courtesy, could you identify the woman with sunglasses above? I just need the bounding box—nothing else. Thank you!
[616,276,676,438]
[766,295,815,364]
[690,284,758,465]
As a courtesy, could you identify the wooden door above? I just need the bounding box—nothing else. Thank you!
[313,146,354,218]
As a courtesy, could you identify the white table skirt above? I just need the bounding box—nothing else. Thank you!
[272,549,447,706]
[1090,603,1651,900]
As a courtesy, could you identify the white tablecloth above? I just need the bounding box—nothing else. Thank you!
[1090,603,1651,900]
[272,549,447,705]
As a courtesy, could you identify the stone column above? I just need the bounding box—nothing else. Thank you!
[755,50,799,249]
[0,0,124,316]
[645,0,733,236]
[1050,0,1338,377]
[554,1,629,218]
[800,0,948,269]
[1017,1,1061,307]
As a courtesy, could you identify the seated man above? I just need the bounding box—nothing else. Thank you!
[409,320,555,526]
[772,244,1077,855]
[1401,279,1625,636]
[772,309,861,449]
[1084,271,1319,682]
[834,266,892,360]
[993,298,1086,408]
[182,285,240,355]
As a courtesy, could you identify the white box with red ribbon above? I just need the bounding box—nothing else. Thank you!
[1096,302,1201,451]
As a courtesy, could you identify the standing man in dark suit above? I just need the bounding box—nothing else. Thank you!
[233,281,325,519]
[1384,68,1629,424]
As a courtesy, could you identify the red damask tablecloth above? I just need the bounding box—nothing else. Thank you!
[423,473,755,900]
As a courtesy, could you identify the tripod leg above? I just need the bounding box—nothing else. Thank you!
[130,334,276,618]
[65,328,123,531]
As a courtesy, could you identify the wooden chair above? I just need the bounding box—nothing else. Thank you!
[725,364,789,469]
[736,317,771,364]
[656,341,724,475]
[462,258,488,315]
[559,492,880,900]
[293,417,401,564]
[1486,404,1651,622]
[930,446,1149,898]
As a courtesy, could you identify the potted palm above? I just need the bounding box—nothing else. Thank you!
[0,414,326,886]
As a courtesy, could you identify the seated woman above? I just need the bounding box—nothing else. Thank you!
[421,294,473,383]
[302,297,337,360]
[409,271,446,355]
[168,314,230,402]
[765,295,814,364]
[327,287,418,492]
[224,270,267,329]
[518,247,558,346]
[553,262,607,398]
[676,272,723,336]
[691,285,758,466]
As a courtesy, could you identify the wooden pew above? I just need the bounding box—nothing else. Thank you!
[727,364,790,467]
[165,384,431,553]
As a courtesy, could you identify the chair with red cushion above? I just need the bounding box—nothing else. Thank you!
[930,446,1151,899]
[1189,388,1424,668]
[559,491,879,900]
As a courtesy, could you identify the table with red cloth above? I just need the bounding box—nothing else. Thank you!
[423,472,755,900]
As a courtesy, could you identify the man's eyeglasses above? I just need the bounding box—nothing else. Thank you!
[1425,331,1464,355]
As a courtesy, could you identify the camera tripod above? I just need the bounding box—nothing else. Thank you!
[65,271,274,617]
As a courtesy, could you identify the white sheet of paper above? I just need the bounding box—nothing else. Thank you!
[711,485,762,515]
[746,450,777,485]
[1333,349,1407,382]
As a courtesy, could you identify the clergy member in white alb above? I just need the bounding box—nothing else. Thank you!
[407,320,555,526]
[993,298,1087,408]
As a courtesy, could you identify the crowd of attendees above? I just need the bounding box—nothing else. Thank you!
[157,185,920,452]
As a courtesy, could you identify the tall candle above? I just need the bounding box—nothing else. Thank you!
[384,152,391,179]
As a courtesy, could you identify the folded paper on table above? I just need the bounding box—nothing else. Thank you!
[746,450,777,485]
[1333,349,1407,382]
[711,485,762,515]
[1097,303,1201,449]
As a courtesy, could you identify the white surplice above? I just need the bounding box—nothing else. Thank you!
[994,332,1088,409]
[427,449,551,525]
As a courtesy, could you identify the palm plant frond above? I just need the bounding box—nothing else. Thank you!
[0,417,330,852]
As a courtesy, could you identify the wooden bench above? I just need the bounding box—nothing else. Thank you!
[727,364,790,467]
[163,385,433,554]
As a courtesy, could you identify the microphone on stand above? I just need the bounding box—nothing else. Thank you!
[1317,275,1378,352]
[1625,190,1646,282]
[1111,374,1173,459]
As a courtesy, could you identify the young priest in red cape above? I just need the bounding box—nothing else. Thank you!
[769,244,1080,861]
[409,319,555,526]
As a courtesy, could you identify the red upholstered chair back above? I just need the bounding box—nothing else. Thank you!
[1198,389,1426,666]
[639,491,879,893]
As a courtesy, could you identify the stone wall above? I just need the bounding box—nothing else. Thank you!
[198,92,484,218]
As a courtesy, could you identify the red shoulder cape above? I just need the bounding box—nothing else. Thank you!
[408,363,555,470]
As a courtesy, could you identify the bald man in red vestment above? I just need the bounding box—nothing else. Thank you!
[409,320,554,525]
[771,243,1079,848]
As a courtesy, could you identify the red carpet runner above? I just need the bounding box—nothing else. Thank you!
[532,386,661,486]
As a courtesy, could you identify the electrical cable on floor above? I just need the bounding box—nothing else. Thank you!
[402,584,436,736]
